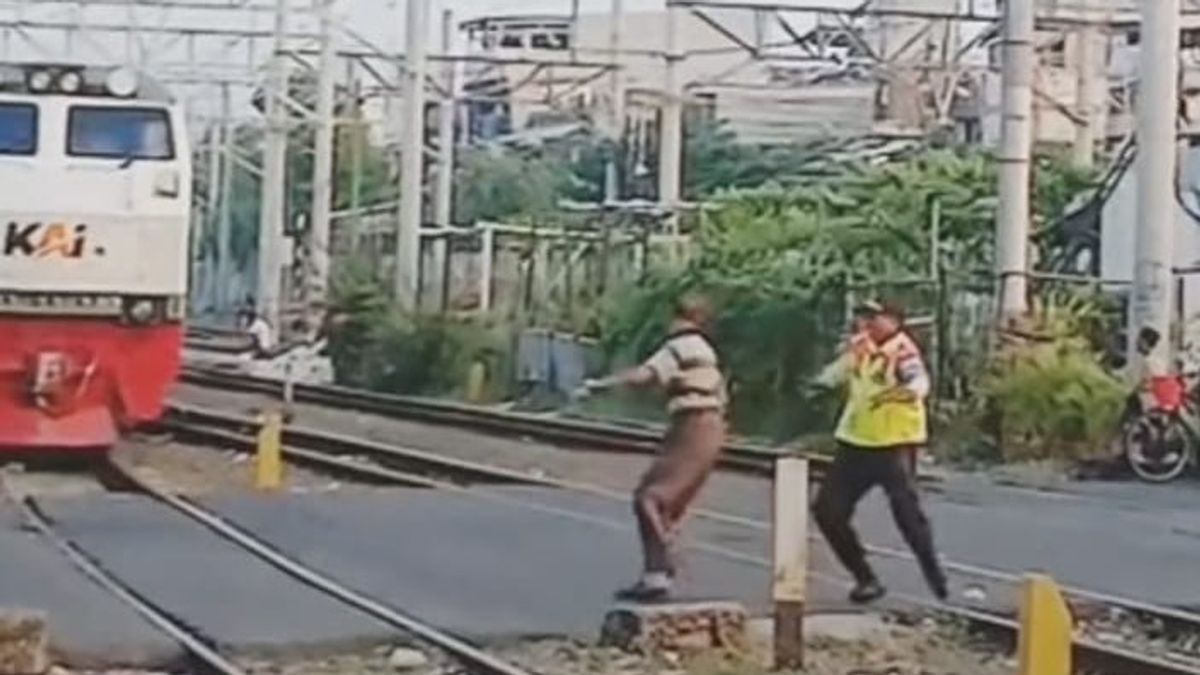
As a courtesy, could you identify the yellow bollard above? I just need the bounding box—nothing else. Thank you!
[255,411,284,491]
[1018,574,1073,675]
[465,360,487,404]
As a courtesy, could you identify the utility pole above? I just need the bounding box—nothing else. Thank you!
[1072,0,1099,168]
[659,4,684,259]
[258,0,291,331]
[1131,0,1181,363]
[605,0,624,203]
[395,0,427,309]
[217,83,234,315]
[435,8,456,228]
[205,117,222,312]
[432,8,457,311]
[994,0,1034,320]
[308,0,337,335]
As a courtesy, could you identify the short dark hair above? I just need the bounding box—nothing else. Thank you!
[1138,326,1161,348]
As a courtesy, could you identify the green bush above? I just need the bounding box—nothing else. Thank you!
[326,261,512,400]
[598,147,1097,441]
[980,339,1124,461]
[978,299,1124,462]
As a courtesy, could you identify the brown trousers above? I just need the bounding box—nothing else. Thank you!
[633,409,726,574]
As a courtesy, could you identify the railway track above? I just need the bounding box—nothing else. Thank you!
[0,458,538,675]
[165,400,1200,675]
[179,365,811,477]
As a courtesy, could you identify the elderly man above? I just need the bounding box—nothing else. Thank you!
[582,294,727,601]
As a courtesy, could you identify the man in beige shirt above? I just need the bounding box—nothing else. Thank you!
[581,294,727,601]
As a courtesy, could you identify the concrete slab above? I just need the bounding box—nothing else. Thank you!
[205,488,772,641]
[38,494,398,657]
[203,487,916,643]
[0,504,181,669]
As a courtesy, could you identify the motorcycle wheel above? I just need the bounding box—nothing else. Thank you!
[1124,414,1192,483]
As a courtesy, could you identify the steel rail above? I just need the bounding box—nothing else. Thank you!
[0,475,247,675]
[166,403,1200,675]
[179,365,811,477]
[105,457,538,675]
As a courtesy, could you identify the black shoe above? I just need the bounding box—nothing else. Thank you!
[614,581,670,603]
[921,564,949,601]
[928,576,949,601]
[848,579,887,605]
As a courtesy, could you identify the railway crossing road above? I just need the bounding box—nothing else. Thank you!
[0,483,882,669]
[177,379,1200,612]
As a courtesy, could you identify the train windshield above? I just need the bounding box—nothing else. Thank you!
[0,103,37,155]
[67,106,174,160]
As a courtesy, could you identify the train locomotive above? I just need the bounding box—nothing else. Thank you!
[0,63,191,449]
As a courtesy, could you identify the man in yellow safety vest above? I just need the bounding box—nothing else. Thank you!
[812,300,947,604]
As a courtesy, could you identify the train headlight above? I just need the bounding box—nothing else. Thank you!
[105,68,139,98]
[123,298,157,325]
[26,69,53,93]
[57,70,83,94]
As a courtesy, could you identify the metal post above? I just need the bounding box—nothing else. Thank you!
[569,0,581,62]
[604,0,624,204]
[431,9,457,312]
[1072,0,1098,168]
[479,225,494,313]
[203,118,222,312]
[1131,0,1180,363]
[349,73,365,251]
[308,0,337,334]
[258,0,291,331]
[994,0,1034,320]
[660,5,684,261]
[395,0,428,309]
[217,83,234,316]
[435,8,456,228]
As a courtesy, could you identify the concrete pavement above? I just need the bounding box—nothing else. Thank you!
[0,502,181,669]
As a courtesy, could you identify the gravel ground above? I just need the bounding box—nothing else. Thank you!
[490,619,1010,675]
[53,619,1004,675]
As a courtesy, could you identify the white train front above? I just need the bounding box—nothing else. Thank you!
[0,63,191,450]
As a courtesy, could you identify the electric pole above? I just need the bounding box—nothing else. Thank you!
[432,8,457,311]
[217,83,234,314]
[258,0,290,331]
[605,0,624,204]
[1072,0,1099,168]
[659,4,684,257]
[435,8,456,228]
[395,0,428,309]
[995,0,1034,320]
[308,0,337,335]
[1131,0,1181,363]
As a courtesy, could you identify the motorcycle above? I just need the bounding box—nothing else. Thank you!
[1122,374,1198,483]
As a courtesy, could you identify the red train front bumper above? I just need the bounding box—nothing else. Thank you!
[0,319,182,449]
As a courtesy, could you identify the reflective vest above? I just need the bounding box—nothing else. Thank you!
[834,332,928,448]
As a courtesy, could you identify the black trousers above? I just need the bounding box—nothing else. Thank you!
[813,443,943,586]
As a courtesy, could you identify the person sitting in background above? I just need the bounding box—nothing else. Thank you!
[1124,326,1173,422]
[245,312,275,360]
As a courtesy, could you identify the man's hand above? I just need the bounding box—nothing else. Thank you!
[574,377,609,400]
